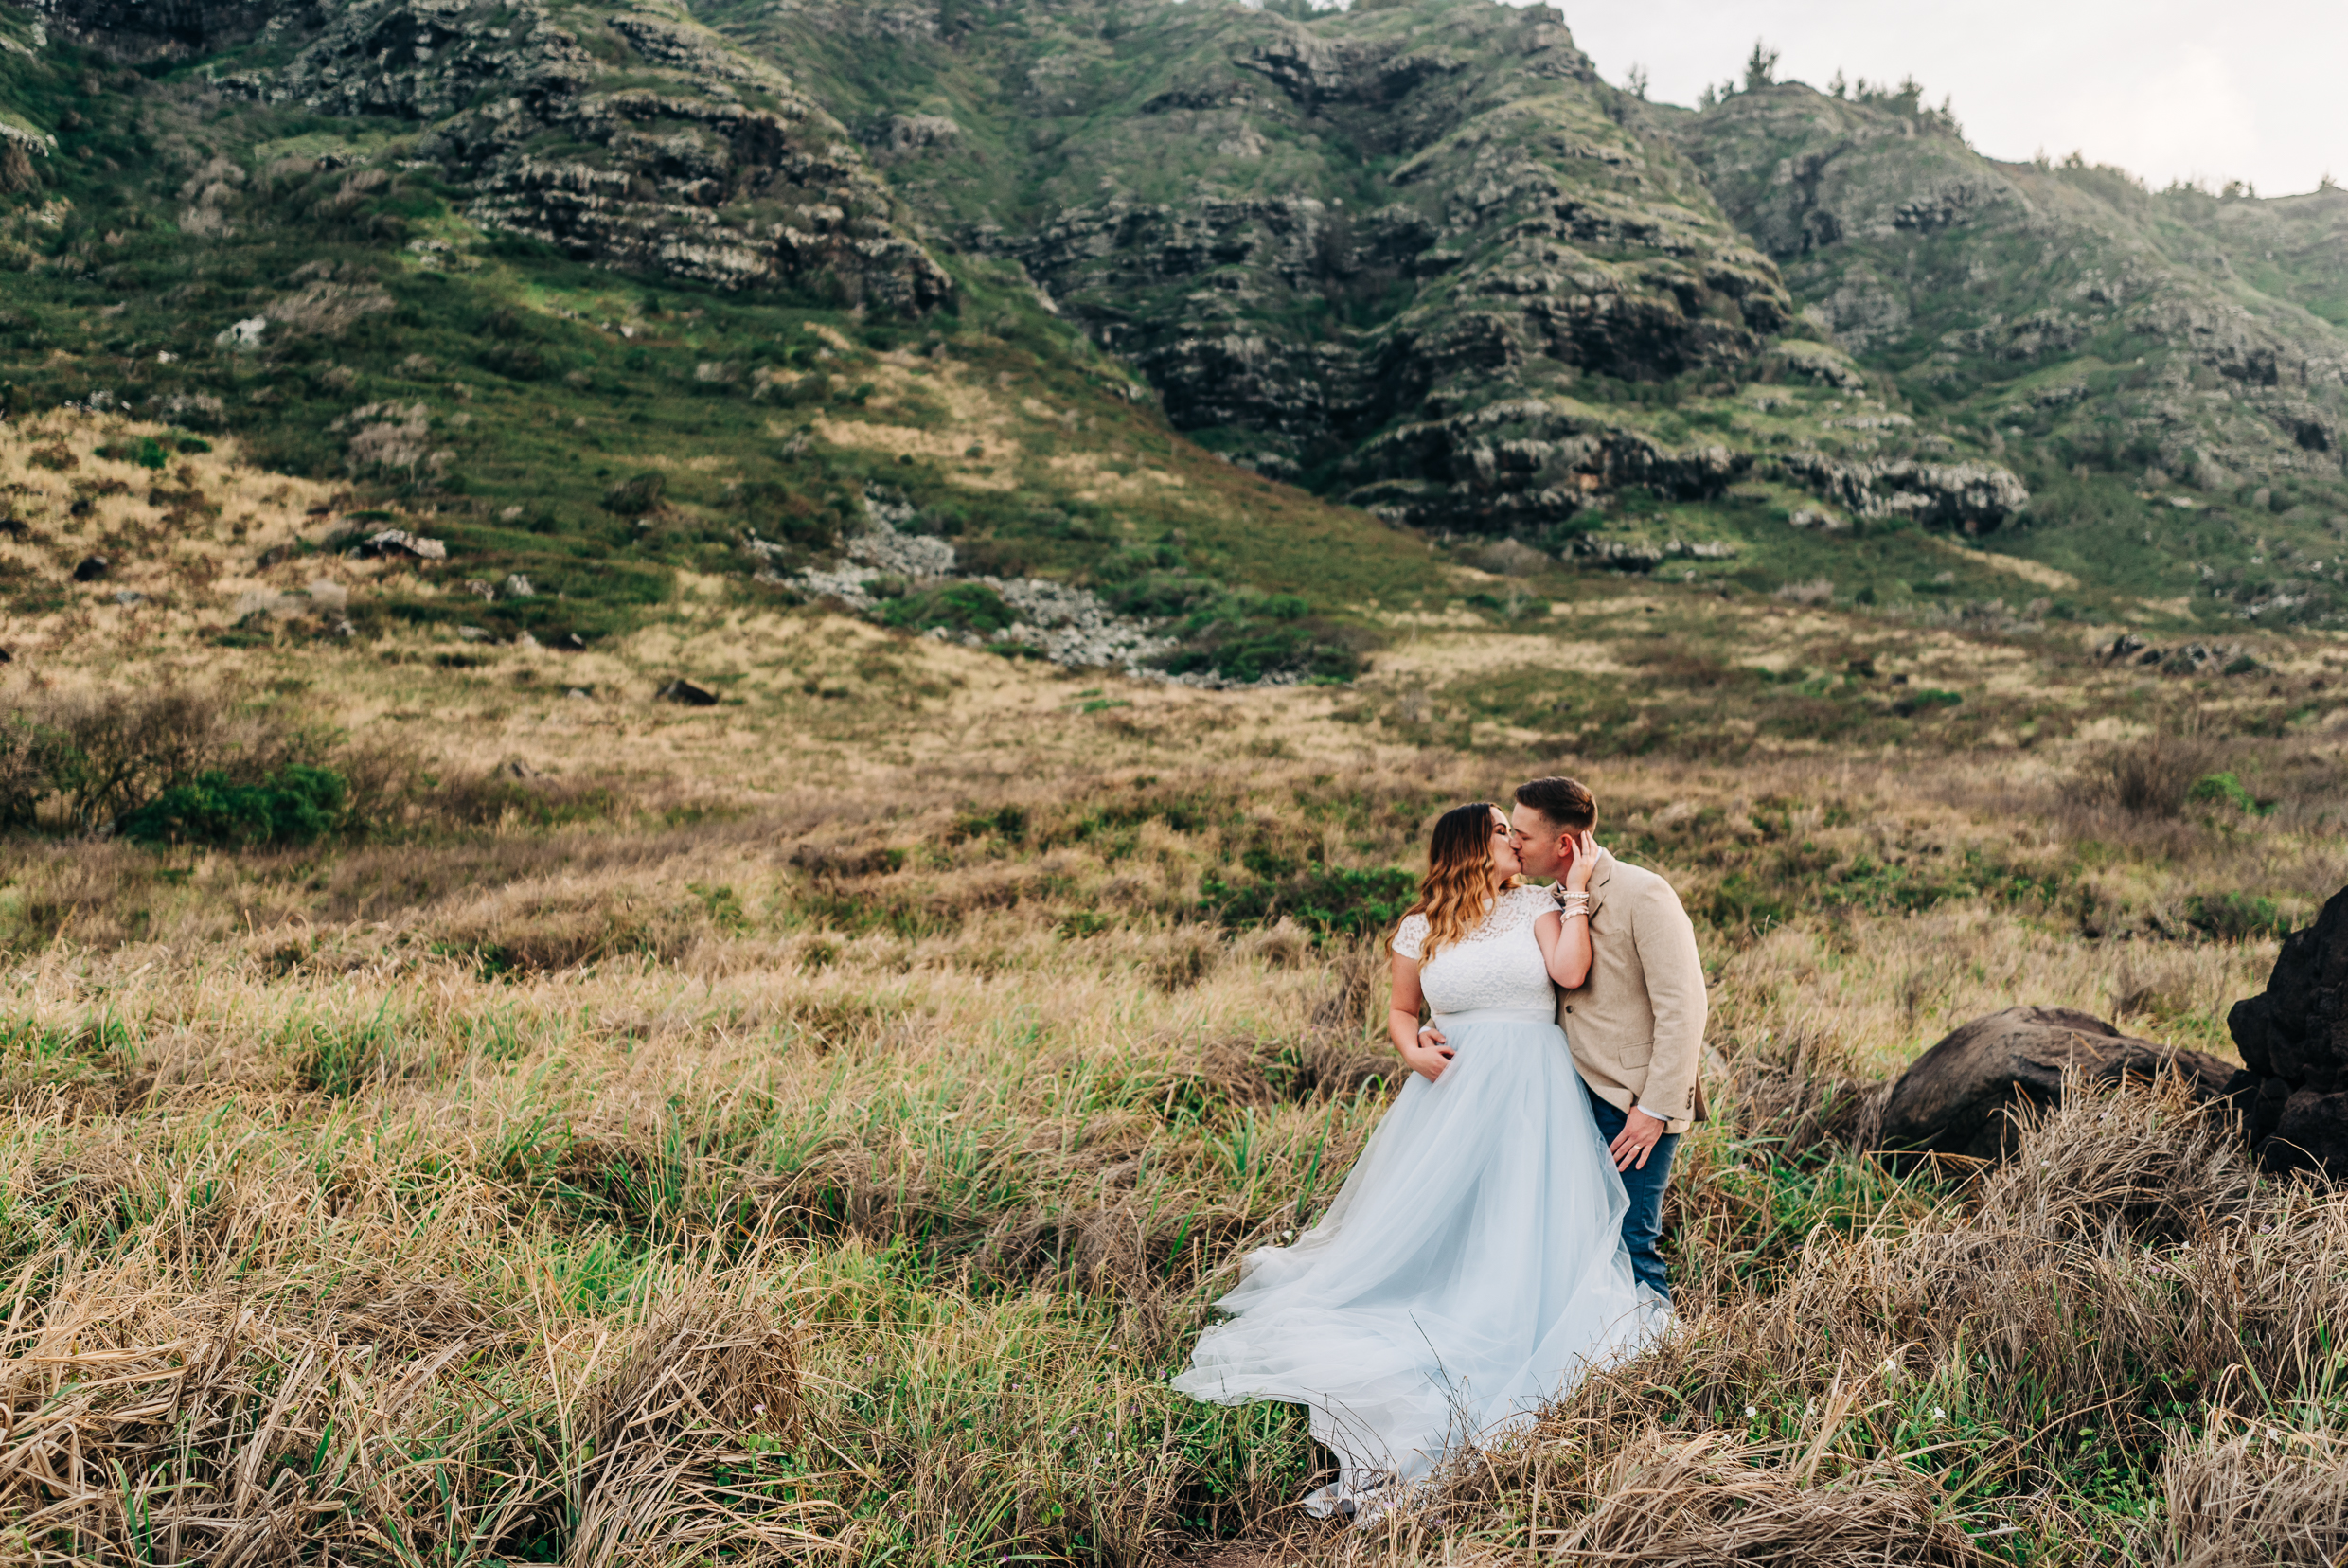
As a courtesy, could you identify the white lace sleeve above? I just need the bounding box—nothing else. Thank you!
[1392,913,1429,960]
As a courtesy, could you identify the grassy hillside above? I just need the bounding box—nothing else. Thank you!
[6,0,2344,654]
[0,550,2343,1559]
[0,2,1438,682]
[1669,80,2348,631]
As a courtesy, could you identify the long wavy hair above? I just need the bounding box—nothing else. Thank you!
[1403,802,1520,963]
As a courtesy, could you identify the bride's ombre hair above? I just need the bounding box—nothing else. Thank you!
[1403,802,1521,962]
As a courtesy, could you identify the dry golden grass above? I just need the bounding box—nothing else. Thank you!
[2,442,2346,1560]
[0,414,382,655]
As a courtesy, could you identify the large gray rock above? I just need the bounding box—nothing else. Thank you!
[1878,1005,2235,1163]
[2224,885,2348,1174]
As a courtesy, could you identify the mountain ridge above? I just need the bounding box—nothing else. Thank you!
[0,0,2343,652]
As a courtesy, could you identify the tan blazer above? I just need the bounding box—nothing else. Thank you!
[1554,853,1710,1131]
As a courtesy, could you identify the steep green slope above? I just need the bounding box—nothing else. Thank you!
[709,0,1794,504]
[0,0,1428,678]
[1667,81,2348,626]
[3,0,2342,643]
[685,0,2099,622]
[2190,186,2348,331]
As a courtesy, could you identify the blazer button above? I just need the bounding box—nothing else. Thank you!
[1564,1005,1574,1013]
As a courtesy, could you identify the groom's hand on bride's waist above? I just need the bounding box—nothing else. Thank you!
[1416,1022,1448,1049]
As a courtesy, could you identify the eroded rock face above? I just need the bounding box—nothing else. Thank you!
[30,0,319,62]
[1343,398,1748,533]
[944,0,1789,534]
[1673,81,2348,497]
[2225,886,2348,1175]
[1777,452,2029,534]
[1878,1005,2234,1163]
[231,0,950,309]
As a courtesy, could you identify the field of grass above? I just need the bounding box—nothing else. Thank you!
[1,462,2344,1564]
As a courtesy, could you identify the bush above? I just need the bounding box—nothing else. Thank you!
[95,436,168,469]
[2064,734,2218,817]
[877,582,1015,636]
[0,687,323,832]
[1200,864,1416,940]
[118,765,348,848]
[2186,771,2263,813]
[2183,892,2291,942]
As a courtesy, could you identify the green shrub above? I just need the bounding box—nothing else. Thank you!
[878,581,1015,635]
[2186,772,2263,813]
[118,765,347,848]
[0,687,317,832]
[96,436,169,469]
[2183,892,2290,942]
[1200,864,1416,939]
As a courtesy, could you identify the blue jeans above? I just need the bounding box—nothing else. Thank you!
[1586,1085,1679,1300]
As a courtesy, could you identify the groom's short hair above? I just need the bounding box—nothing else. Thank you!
[1515,776,1596,831]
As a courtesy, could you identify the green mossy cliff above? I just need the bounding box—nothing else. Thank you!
[4,0,2346,633]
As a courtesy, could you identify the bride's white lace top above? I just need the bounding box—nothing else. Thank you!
[1391,883,1556,1014]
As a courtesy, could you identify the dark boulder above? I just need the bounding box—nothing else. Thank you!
[2224,885,2348,1174]
[73,554,109,581]
[658,679,720,707]
[1878,1005,2235,1163]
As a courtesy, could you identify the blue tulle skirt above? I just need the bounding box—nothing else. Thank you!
[1171,1008,1662,1511]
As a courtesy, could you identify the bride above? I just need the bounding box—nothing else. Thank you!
[1171,801,1659,1514]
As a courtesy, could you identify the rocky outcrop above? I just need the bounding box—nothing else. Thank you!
[1343,398,1747,534]
[232,0,950,309]
[1877,1005,2235,1162]
[2225,887,2348,1175]
[29,0,320,62]
[1672,80,2348,500]
[774,493,1176,675]
[1777,452,2028,535]
[946,1,1787,522]
[2096,633,2258,677]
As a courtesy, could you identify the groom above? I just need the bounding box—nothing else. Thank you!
[1426,776,1709,1298]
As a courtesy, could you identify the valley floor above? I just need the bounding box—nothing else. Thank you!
[2,549,2345,1563]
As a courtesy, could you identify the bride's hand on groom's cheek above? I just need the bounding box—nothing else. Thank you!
[1564,830,1602,891]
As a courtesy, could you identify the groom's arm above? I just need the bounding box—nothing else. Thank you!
[1633,884,1708,1124]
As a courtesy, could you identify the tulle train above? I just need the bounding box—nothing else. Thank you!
[1170,1009,1659,1512]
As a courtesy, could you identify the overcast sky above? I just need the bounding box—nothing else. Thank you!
[1530,0,2348,197]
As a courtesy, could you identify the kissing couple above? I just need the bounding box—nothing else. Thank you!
[1171,776,1709,1516]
